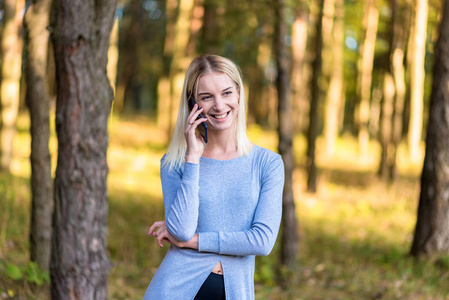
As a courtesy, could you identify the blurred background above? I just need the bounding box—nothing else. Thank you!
[1,0,449,299]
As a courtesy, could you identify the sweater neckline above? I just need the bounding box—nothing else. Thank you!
[200,145,259,164]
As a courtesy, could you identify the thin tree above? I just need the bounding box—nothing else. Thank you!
[307,0,324,193]
[323,0,344,157]
[50,0,117,298]
[378,72,395,179]
[114,0,145,112]
[410,0,449,258]
[291,3,309,133]
[156,0,178,135]
[167,0,195,135]
[24,0,53,272]
[390,0,408,180]
[0,0,25,171]
[274,0,299,270]
[356,0,378,158]
[408,0,428,163]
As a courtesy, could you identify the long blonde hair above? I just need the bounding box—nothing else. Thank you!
[163,55,252,170]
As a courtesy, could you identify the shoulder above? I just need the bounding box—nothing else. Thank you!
[160,153,184,177]
[251,146,284,173]
[252,146,283,164]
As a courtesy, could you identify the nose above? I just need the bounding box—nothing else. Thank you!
[212,95,226,111]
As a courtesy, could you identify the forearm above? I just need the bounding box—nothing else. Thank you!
[198,223,279,256]
[162,162,200,241]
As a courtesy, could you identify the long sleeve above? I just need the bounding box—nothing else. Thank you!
[160,158,200,242]
[197,155,284,256]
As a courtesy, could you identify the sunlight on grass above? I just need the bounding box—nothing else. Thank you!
[1,113,448,300]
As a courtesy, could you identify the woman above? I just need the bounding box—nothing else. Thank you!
[143,55,284,300]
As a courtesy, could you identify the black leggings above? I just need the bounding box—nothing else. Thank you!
[194,272,225,300]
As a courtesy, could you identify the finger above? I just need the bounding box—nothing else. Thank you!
[157,234,166,248]
[187,107,204,126]
[162,238,172,245]
[148,221,165,235]
[187,117,208,134]
[187,103,199,118]
[154,226,165,237]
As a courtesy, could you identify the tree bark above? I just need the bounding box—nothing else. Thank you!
[0,0,25,171]
[307,0,324,193]
[356,0,378,158]
[50,0,117,299]
[410,0,449,258]
[408,0,428,163]
[274,0,299,270]
[24,0,53,272]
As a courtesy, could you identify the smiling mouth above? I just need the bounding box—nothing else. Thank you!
[212,112,230,119]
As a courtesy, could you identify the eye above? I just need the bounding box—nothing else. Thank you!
[201,95,211,100]
[223,91,232,96]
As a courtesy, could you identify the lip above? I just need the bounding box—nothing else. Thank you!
[210,111,230,122]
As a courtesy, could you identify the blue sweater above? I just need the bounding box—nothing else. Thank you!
[143,145,284,300]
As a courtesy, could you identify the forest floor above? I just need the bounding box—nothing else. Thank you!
[1,113,449,299]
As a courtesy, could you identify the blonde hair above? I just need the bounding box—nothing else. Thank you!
[163,54,252,170]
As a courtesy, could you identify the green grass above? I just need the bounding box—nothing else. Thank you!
[1,113,448,299]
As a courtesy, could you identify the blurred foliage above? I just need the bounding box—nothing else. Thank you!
[1,0,448,298]
[1,114,449,299]
[112,0,442,137]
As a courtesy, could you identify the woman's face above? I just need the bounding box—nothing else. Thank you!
[196,72,240,133]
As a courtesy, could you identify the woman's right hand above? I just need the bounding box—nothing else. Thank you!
[148,220,178,248]
[184,103,207,164]
[148,221,198,249]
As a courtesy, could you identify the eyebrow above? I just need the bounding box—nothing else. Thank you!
[198,86,233,96]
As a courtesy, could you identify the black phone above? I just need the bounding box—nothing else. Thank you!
[188,96,208,143]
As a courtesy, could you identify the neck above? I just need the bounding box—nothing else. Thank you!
[203,128,238,160]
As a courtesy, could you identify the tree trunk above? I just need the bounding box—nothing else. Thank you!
[356,0,378,158]
[254,38,272,127]
[186,0,204,58]
[199,0,220,54]
[408,0,428,163]
[157,0,178,135]
[323,0,344,157]
[50,0,117,299]
[403,0,414,138]
[114,0,144,113]
[0,0,25,171]
[378,72,395,179]
[390,0,407,180]
[168,0,195,135]
[321,0,335,81]
[411,0,449,257]
[24,0,53,272]
[291,6,308,133]
[307,0,324,193]
[274,0,299,270]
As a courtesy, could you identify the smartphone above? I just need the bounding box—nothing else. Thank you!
[188,96,208,143]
